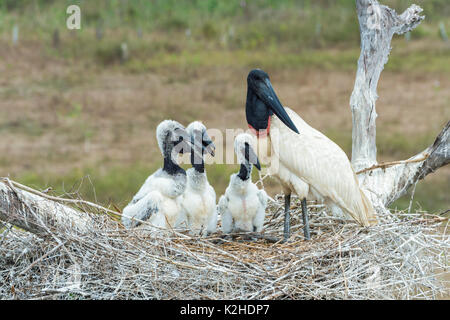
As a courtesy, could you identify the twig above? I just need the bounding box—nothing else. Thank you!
[356,155,429,175]
[19,241,66,275]
[213,232,282,244]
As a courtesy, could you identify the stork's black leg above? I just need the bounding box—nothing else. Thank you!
[301,198,311,240]
[283,194,291,242]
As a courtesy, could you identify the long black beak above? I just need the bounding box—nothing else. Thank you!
[191,131,215,158]
[252,154,261,171]
[259,79,299,134]
[244,143,261,171]
[203,139,215,157]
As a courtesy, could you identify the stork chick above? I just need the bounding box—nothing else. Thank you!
[218,133,268,234]
[180,121,217,236]
[121,120,192,229]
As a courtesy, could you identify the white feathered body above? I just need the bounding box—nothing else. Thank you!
[219,174,267,233]
[258,107,377,226]
[121,169,187,229]
[180,168,217,235]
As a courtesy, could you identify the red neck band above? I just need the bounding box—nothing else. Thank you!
[248,117,271,138]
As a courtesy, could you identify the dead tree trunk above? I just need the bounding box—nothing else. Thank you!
[0,179,93,237]
[352,0,449,213]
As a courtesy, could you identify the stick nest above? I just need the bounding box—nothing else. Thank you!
[0,193,448,300]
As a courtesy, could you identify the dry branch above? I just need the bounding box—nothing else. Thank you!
[415,121,450,180]
[0,178,94,237]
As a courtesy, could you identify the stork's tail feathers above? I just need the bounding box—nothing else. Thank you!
[342,173,378,227]
[333,186,378,227]
[358,189,378,227]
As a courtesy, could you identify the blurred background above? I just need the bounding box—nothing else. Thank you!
[0,0,448,213]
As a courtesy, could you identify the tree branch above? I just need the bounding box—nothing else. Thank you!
[392,4,425,35]
[0,179,93,237]
[415,121,450,180]
[359,122,449,208]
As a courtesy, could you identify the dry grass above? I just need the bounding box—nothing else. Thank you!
[0,183,448,300]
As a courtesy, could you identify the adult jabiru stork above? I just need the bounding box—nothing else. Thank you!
[245,69,377,241]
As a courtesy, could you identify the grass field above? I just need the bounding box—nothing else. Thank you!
[0,0,448,213]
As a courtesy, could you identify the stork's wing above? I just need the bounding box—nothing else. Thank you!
[205,185,218,233]
[253,189,268,232]
[217,194,228,216]
[218,195,234,233]
[122,191,162,228]
[271,108,377,226]
[256,189,268,207]
[127,172,158,205]
[207,183,217,204]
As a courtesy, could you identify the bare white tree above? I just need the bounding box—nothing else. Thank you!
[351,0,449,213]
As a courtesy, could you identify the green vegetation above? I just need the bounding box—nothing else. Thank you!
[392,178,449,214]
[17,164,160,208]
[15,163,248,209]
[1,0,448,72]
[1,0,448,37]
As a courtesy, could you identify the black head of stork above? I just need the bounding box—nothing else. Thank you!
[246,69,299,135]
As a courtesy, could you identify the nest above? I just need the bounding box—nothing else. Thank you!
[0,192,448,300]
